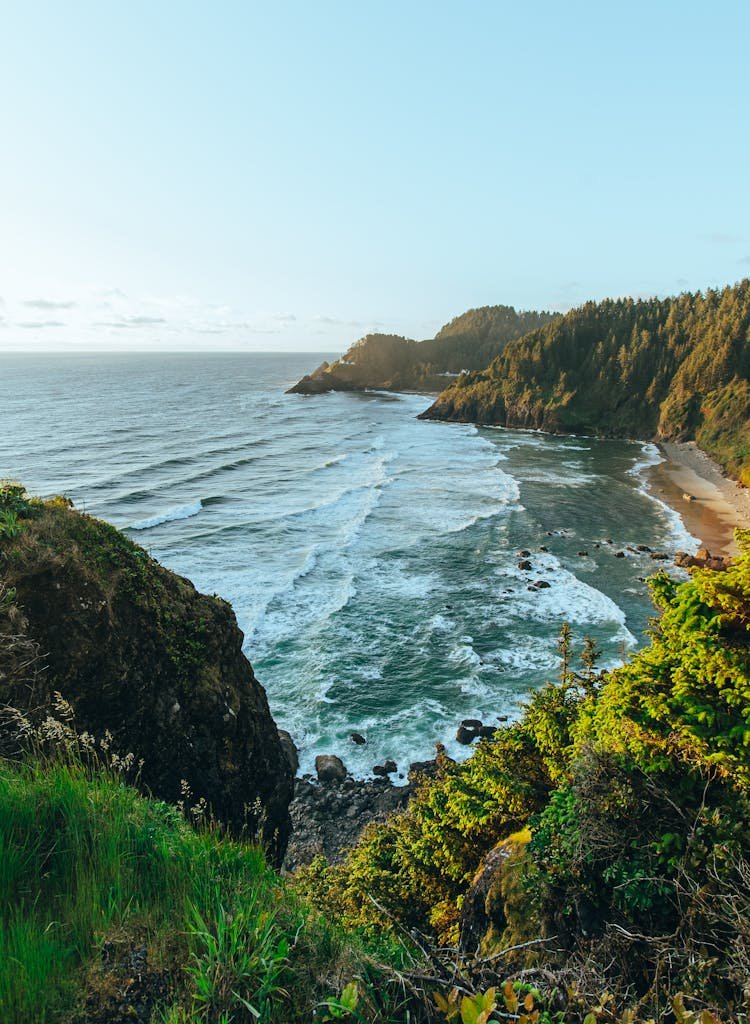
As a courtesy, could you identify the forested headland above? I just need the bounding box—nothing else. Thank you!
[423,281,750,485]
[287,305,556,394]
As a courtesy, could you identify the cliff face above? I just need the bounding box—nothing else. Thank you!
[422,281,750,485]
[287,306,556,395]
[0,491,293,862]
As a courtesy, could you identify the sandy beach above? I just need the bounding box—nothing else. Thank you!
[646,441,750,557]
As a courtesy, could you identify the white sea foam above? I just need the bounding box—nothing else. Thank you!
[627,442,699,552]
[448,642,483,669]
[373,568,440,599]
[428,614,455,633]
[129,499,203,530]
[628,441,663,477]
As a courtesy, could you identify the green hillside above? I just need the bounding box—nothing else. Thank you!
[423,281,750,484]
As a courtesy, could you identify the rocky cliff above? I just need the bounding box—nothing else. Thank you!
[0,487,293,862]
[287,306,556,395]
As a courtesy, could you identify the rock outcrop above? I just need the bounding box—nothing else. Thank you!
[0,494,293,863]
[674,546,730,571]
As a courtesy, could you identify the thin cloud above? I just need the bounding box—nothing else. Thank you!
[269,312,296,322]
[18,319,66,328]
[93,315,168,329]
[23,298,78,310]
[700,232,743,244]
[313,315,380,328]
[739,256,750,266]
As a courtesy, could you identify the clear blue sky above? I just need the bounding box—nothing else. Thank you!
[1,1,749,352]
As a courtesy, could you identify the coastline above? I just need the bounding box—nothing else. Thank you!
[646,441,750,557]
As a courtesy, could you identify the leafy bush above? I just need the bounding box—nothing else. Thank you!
[302,537,750,1018]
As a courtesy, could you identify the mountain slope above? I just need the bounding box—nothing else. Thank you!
[422,280,750,484]
[287,305,556,394]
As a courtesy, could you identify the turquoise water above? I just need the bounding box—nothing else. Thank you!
[1,353,696,776]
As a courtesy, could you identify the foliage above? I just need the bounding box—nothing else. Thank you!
[426,280,750,483]
[587,528,750,785]
[0,754,415,1023]
[0,482,43,539]
[302,541,750,1019]
[296,673,587,944]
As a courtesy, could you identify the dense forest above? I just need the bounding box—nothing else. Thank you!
[423,281,750,484]
[288,305,556,393]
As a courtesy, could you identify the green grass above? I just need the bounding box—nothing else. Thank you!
[0,758,413,1023]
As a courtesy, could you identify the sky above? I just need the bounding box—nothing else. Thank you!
[1,1,749,353]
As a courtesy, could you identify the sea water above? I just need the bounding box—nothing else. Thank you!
[1,352,697,776]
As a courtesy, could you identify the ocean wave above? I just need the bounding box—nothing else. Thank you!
[626,443,698,552]
[129,499,203,531]
[498,552,632,629]
[448,642,483,669]
[628,441,662,477]
[645,492,699,552]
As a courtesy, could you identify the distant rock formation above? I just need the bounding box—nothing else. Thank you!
[288,306,556,396]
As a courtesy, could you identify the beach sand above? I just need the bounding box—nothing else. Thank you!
[646,441,750,557]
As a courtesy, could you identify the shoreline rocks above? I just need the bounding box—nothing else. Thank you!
[284,764,425,870]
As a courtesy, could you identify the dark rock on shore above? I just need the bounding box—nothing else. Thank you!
[675,547,729,571]
[284,770,417,870]
[315,754,347,783]
[457,718,500,744]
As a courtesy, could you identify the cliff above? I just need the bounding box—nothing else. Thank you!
[422,280,750,485]
[287,305,556,394]
[0,485,293,862]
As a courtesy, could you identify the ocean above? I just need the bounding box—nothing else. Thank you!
[1,352,696,777]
